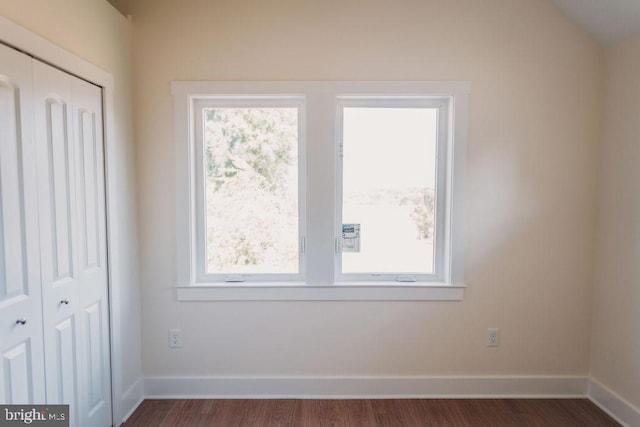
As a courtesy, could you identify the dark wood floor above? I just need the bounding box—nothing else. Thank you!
[122,398,620,426]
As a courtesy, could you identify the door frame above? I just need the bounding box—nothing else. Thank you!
[0,15,130,425]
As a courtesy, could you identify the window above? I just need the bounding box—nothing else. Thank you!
[173,81,468,301]
[337,99,448,282]
[192,97,305,282]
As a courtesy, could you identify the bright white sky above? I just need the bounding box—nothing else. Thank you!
[343,107,437,192]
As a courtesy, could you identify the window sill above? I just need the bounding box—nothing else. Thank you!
[175,282,465,301]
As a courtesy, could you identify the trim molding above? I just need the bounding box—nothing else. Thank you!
[176,283,465,301]
[120,377,145,424]
[144,376,588,399]
[588,378,640,427]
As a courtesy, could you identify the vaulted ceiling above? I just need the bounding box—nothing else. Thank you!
[107,0,131,16]
[107,0,640,48]
[549,0,640,46]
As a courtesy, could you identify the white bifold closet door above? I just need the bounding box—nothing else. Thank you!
[0,40,46,407]
[0,42,112,427]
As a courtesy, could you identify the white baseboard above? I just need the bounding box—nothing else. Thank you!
[120,377,145,424]
[588,378,640,427]
[143,376,588,399]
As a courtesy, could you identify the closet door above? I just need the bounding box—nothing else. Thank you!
[34,60,82,426]
[71,75,112,427]
[0,43,46,405]
[34,60,111,427]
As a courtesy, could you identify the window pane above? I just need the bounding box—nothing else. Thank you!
[203,107,299,274]
[342,107,437,274]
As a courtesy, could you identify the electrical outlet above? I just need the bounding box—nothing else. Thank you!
[487,328,500,347]
[169,329,182,348]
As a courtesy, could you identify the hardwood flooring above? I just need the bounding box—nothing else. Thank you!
[123,398,620,426]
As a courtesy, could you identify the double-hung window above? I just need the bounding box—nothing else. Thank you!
[173,81,468,301]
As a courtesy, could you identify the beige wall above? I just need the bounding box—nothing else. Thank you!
[591,34,640,409]
[131,0,604,378]
[0,0,142,401]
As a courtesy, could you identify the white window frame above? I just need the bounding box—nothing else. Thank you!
[192,96,307,283]
[173,81,469,301]
[335,97,450,283]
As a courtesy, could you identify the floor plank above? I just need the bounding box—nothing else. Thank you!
[122,398,620,426]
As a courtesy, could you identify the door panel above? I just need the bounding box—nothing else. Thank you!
[0,78,26,299]
[85,303,104,413]
[34,59,82,427]
[0,43,46,405]
[1,341,33,403]
[72,76,111,427]
[78,109,100,270]
[34,59,112,427]
[53,316,80,426]
[46,98,74,282]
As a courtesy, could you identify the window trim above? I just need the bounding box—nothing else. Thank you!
[172,81,469,301]
[192,96,307,283]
